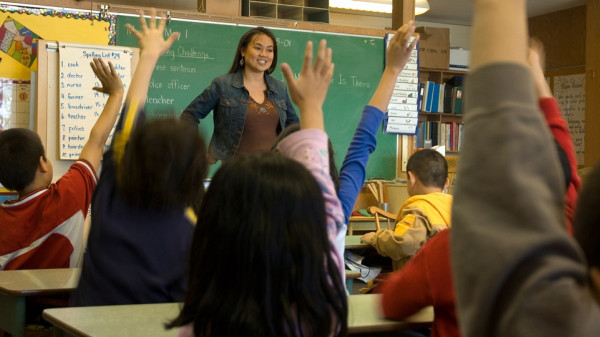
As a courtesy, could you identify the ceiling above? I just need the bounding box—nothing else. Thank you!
[412,0,586,25]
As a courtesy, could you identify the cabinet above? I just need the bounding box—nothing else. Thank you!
[242,0,329,23]
[416,68,467,153]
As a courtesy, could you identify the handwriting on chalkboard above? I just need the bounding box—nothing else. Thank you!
[58,42,133,160]
[553,73,585,166]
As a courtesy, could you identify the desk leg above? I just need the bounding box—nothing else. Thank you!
[346,278,353,293]
[0,293,26,337]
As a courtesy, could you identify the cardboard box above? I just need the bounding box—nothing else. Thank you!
[416,27,450,70]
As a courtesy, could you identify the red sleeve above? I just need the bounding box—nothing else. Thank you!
[380,232,437,319]
[539,97,581,233]
[55,159,98,218]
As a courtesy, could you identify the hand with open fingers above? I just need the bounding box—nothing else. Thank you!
[280,39,334,114]
[125,8,179,57]
[90,58,123,96]
[386,20,419,74]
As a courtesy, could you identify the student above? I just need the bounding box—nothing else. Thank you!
[0,58,123,270]
[450,0,600,335]
[167,39,347,337]
[361,149,452,270]
[181,26,299,164]
[378,39,580,337]
[71,9,206,306]
[273,22,420,277]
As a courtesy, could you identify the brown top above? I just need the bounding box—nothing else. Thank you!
[236,92,279,155]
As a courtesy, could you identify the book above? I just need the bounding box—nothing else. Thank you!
[452,85,464,114]
[425,81,435,112]
[417,82,425,112]
[438,84,445,113]
[443,84,455,113]
[431,83,440,113]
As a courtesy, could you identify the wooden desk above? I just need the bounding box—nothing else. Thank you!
[345,235,369,249]
[348,216,377,235]
[43,294,432,336]
[348,294,433,334]
[0,268,80,337]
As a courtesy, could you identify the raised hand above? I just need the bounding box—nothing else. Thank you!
[90,58,123,96]
[386,20,419,74]
[125,8,179,58]
[281,39,334,130]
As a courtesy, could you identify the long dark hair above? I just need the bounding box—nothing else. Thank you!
[167,152,348,336]
[117,117,208,210]
[228,27,278,75]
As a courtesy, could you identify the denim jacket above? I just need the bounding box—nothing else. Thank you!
[181,69,299,162]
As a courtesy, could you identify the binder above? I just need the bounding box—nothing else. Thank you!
[453,86,464,114]
[431,83,440,113]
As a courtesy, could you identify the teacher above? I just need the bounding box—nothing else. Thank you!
[181,27,299,164]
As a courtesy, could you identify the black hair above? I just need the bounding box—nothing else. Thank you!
[117,117,208,210]
[0,128,46,191]
[167,152,348,336]
[406,149,448,189]
[228,27,278,75]
[574,161,600,268]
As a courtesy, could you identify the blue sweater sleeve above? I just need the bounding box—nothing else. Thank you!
[338,105,385,223]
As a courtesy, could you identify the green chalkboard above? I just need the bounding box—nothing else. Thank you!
[116,15,396,179]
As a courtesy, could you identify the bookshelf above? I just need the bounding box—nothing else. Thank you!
[416,68,467,153]
[419,68,466,84]
[242,0,329,23]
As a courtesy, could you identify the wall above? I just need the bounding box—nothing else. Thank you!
[528,6,586,70]
[586,0,600,167]
[329,11,472,49]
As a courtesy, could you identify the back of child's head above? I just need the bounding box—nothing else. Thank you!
[406,149,448,189]
[0,128,45,191]
[117,117,208,210]
[169,151,347,336]
[574,161,600,269]
[273,123,340,191]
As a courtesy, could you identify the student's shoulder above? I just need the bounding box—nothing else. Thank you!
[56,159,98,189]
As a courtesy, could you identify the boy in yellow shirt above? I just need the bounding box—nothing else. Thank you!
[361,149,452,270]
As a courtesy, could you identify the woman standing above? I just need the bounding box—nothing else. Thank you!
[181,27,298,164]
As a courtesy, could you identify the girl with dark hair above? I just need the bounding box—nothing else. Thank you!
[72,9,208,306]
[181,27,298,164]
[169,39,347,337]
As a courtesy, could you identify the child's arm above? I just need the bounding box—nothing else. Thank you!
[338,21,419,222]
[110,9,178,161]
[281,39,333,131]
[450,0,598,336]
[125,9,179,107]
[279,40,345,277]
[78,58,123,173]
[528,38,581,232]
[369,21,419,111]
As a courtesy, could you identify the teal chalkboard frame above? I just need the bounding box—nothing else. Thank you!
[116,15,397,179]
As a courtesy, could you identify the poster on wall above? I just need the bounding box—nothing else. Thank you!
[0,4,114,80]
[553,73,585,166]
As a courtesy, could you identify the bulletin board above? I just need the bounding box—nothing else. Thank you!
[0,4,114,80]
[36,40,138,181]
[549,70,586,166]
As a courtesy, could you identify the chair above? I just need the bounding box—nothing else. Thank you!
[367,206,397,231]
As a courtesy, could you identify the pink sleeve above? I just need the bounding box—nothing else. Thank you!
[278,129,345,277]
